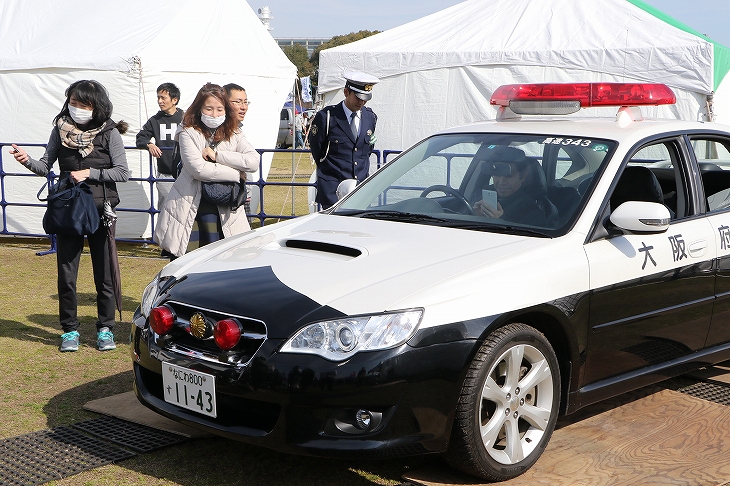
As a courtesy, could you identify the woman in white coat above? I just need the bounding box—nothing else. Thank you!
[155,83,258,257]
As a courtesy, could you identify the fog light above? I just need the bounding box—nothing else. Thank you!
[355,409,372,430]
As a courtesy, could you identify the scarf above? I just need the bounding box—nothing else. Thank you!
[56,116,105,158]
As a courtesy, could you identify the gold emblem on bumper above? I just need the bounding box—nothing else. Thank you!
[189,312,208,339]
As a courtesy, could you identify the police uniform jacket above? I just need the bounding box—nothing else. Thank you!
[309,103,377,208]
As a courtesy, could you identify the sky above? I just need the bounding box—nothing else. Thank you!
[255,0,730,48]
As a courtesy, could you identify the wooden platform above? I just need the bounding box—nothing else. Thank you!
[84,391,212,438]
[405,367,730,486]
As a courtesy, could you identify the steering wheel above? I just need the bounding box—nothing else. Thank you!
[420,185,474,215]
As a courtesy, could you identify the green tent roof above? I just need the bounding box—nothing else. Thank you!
[628,0,730,91]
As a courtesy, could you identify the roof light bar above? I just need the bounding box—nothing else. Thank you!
[491,83,676,115]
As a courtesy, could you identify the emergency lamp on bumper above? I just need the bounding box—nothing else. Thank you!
[490,82,677,115]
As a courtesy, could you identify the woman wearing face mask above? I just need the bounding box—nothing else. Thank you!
[9,80,129,353]
[155,83,258,257]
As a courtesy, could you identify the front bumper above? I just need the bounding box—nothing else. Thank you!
[131,314,478,457]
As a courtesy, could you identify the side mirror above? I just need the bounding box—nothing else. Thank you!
[336,179,358,200]
[609,201,670,233]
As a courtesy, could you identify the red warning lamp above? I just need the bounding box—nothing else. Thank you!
[214,319,242,350]
[150,305,175,335]
[490,83,676,115]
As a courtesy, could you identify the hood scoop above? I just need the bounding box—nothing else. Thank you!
[284,239,362,258]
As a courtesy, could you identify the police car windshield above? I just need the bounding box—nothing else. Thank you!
[334,132,616,236]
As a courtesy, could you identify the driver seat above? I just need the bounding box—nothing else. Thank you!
[522,159,559,227]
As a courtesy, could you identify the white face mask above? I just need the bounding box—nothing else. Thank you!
[69,105,93,125]
[201,113,225,129]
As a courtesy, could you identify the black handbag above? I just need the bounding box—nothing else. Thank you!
[37,175,100,236]
[201,180,242,209]
[198,138,244,210]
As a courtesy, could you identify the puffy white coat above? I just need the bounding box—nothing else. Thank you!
[155,126,258,257]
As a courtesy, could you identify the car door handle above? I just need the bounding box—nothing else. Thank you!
[689,240,707,257]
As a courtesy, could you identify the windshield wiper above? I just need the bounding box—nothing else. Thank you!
[449,222,552,237]
[344,210,451,224]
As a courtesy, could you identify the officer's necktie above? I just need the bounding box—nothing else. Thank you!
[350,112,358,138]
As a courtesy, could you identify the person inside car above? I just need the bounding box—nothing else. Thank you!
[473,147,547,226]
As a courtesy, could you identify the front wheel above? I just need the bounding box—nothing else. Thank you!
[445,323,560,481]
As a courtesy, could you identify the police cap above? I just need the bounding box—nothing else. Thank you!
[344,71,380,101]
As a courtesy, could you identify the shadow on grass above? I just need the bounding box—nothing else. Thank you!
[48,290,143,314]
[123,438,435,486]
[43,370,135,429]
[7,314,133,348]
[41,371,434,486]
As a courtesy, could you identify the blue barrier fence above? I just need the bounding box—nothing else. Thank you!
[0,142,402,253]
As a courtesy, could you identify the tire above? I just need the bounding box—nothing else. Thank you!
[445,323,560,481]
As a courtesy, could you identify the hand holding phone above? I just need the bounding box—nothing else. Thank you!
[482,189,498,209]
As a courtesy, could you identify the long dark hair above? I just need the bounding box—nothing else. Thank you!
[182,83,236,143]
[54,80,128,134]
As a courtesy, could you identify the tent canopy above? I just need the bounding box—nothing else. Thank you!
[319,0,730,151]
[0,0,297,238]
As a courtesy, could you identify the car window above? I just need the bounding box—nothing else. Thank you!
[335,133,616,236]
[689,137,730,213]
[383,143,476,204]
[616,140,688,219]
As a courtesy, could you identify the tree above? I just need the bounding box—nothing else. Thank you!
[282,45,314,78]
[309,30,380,85]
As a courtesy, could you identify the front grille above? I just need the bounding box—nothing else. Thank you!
[161,301,266,363]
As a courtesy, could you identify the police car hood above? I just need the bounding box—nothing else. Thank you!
[161,214,548,337]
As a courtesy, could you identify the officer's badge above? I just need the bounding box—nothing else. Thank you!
[366,130,372,136]
[311,125,318,135]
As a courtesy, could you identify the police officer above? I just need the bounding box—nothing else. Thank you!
[309,72,379,209]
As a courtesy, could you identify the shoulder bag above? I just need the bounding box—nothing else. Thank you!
[37,175,100,236]
[199,139,244,210]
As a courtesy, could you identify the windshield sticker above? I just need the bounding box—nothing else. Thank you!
[593,144,609,152]
[638,242,656,270]
[542,137,592,147]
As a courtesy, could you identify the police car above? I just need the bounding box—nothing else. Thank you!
[132,83,730,482]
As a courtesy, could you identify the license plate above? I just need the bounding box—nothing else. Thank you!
[162,362,217,418]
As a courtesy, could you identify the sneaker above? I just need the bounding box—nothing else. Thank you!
[60,331,80,352]
[97,327,116,351]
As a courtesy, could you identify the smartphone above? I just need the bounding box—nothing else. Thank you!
[482,189,498,209]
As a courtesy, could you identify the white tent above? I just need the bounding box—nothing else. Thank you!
[0,0,296,238]
[318,0,730,152]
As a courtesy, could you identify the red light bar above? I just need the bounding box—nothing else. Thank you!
[491,83,676,109]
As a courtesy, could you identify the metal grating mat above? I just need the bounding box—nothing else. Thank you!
[676,380,730,406]
[0,426,135,486]
[72,416,188,453]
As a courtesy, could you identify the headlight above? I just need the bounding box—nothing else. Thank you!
[280,309,423,361]
[141,274,163,317]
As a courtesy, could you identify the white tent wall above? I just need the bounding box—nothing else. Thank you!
[318,0,724,152]
[0,0,296,239]
[321,65,711,153]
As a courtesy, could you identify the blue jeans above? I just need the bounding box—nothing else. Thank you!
[295,130,304,148]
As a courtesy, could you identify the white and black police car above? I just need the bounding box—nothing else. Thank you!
[133,83,730,481]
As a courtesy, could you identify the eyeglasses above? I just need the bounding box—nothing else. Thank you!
[230,100,250,106]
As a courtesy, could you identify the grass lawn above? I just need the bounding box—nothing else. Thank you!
[0,161,434,485]
[254,151,317,226]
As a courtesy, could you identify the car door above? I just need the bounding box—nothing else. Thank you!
[582,137,716,388]
[688,134,730,347]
